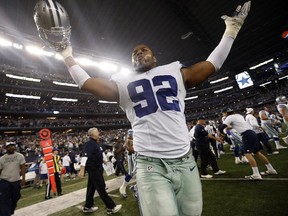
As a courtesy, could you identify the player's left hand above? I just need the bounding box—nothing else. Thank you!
[59,45,73,60]
[222,1,251,38]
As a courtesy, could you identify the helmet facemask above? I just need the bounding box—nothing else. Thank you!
[38,26,71,52]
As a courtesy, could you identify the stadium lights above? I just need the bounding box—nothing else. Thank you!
[5,93,41,99]
[54,53,63,60]
[13,43,23,50]
[120,67,132,74]
[99,100,117,104]
[0,32,133,77]
[209,76,229,84]
[46,117,57,120]
[75,57,118,73]
[4,131,18,134]
[98,62,118,72]
[184,96,198,101]
[25,45,54,57]
[52,97,78,102]
[65,129,73,133]
[0,36,23,49]
[6,74,41,82]
[279,75,288,80]
[21,130,34,134]
[76,57,95,66]
[0,34,126,75]
[259,81,272,87]
[214,86,233,94]
[0,37,12,46]
[249,58,274,70]
[52,81,78,87]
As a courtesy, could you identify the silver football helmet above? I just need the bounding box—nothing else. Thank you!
[276,95,287,104]
[33,0,71,51]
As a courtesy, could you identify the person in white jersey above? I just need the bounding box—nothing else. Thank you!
[38,1,252,215]
[276,95,288,143]
[62,151,72,181]
[219,108,278,180]
[224,128,248,164]
[259,106,287,149]
[119,129,137,198]
[245,108,279,155]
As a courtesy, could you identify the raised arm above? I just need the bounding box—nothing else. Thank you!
[182,1,251,89]
[60,47,119,102]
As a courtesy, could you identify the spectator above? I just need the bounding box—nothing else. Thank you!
[39,158,48,189]
[33,157,41,188]
[0,142,26,216]
[62,151,72,181]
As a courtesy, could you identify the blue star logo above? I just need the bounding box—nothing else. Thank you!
[235,71,254,89]
[238,76,250,86]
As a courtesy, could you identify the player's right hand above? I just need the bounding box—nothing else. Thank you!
[59,45,73,60]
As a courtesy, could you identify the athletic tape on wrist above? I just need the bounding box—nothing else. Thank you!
[68,65,91,88]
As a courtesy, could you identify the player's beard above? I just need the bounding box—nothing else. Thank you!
[133,55,155,73]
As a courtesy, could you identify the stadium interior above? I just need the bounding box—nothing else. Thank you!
[0,0,287,136]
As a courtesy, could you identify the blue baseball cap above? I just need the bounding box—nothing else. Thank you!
[221,107,233,113]
[197,116,205,120]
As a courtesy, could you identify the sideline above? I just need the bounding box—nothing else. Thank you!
[15,176,287,215]
[15,176,136,216]
[200,177,288,181]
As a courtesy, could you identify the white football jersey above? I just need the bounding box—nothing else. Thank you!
[259,110,271,123]
[223,114,252,134]
[245,114,263,134]
[111,61,190,158]
[277,103,288,124]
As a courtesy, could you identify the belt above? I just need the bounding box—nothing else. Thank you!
[137,148,192,162]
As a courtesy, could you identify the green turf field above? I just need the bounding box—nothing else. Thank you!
[17,139,288,216]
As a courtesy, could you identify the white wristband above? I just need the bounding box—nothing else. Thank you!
[206,36,234,71]
[80,156,88,166]
[68,65,91,88]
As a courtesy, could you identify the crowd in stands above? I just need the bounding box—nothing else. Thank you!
[0,128,128,162]
[185,80,288,120]
[0,100,124,115]
[1,79,287,129]
[0,116,129,128]
[0,63,72,82]
[1,64,288,164]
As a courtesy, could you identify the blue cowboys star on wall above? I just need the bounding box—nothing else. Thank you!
[238,76,250,86]
[235,71,254,89]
